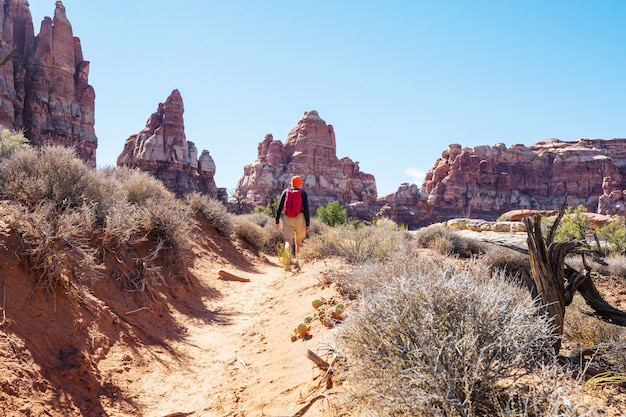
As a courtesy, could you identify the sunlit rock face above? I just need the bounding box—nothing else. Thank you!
[411,138,626,225]
[236,110,378,216]
[117,89,225,200]
[0,1,97,166]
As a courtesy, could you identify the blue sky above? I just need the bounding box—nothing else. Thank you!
[28,1,626,196]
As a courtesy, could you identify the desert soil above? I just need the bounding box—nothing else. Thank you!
[0,219,350,417]
[2,219,626,416]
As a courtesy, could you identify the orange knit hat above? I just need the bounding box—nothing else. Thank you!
[290,175,303,188]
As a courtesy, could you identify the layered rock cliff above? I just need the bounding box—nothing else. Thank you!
[0,1,96,165]
[117,89,226,201]
[235,110,378,215]
[382,139,626,228]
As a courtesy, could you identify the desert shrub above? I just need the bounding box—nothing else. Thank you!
[307,217,329,236]
[480,244,535,293]
[185,192,233,236]
[0,128,29,158]
[305,223,408,264]
[0,145,100,210]
[413,224,486,257]
[9,202,101,302]
[316,200,348,227]
[246,211,273,229]
[138,196,193,253]
[99,166,172,205]
[597,217,626,254]
[246,211,284,251]
[568,252,626,281]
[232,214,270,251]
[97,167,193,253]
[372,217,403,231]
[604,254,626,277]
[338,261,558,416]
[276,241,296,267]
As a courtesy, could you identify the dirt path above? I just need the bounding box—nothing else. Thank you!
[100,255,345,417]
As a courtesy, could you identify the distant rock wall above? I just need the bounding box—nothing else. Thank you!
[117,89,226,201]
[236,110,378,216]
[383,139,626,228]
[0,1,97,166]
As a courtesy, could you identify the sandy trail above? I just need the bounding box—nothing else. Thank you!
[101,254,344,417]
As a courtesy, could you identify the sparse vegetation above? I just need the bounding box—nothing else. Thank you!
[0,144,101,210]
[304,222,409,264]
[1,138,626,415]
[0,147,196,302]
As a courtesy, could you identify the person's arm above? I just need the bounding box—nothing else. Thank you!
[302,191,310,227]
[275,190,286,225]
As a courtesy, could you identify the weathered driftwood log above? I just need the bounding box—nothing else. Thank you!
[523,210,626,355]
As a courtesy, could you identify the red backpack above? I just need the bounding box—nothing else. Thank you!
[284,187,303,217]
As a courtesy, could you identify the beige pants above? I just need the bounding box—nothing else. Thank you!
[282,213,306,244]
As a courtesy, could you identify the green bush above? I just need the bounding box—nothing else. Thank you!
[315,200,347,227]
[0,128,29,158]
[552,205,587,242]
[597,217,626,254]
[253,195,278,217]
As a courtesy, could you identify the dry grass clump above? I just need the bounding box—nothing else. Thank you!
[577,253,626,278]
[7,202,101,304]
[98,167,193,255]
[480,244,536,294]
[305,223,409,264]
[232,214,271,251]
[185,192,233,236]
[564,295,626,350]
[307,217,329,236]
[243,212,284,252]
[0,148,196,303]
[0,145,101,210]
[413,223,486,257]
[338,259,559,416]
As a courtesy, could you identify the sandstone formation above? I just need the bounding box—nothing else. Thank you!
[597,175,626,216]
[0,1,96,165]
[117,89,226,201]
[383,139,626,228]
[235,110,377,215]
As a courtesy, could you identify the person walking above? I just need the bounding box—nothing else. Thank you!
[275,175,310,263]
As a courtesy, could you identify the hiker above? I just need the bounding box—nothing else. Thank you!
[275,175,310,261]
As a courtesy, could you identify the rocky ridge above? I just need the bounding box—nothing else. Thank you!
[117,89,226,201]
[378,139,626,228]
[0,0,96,166]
